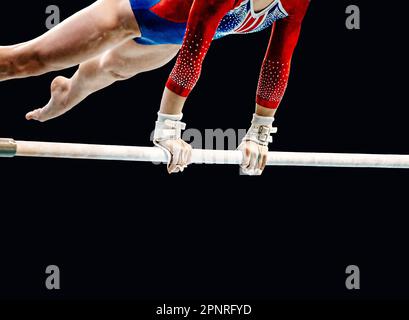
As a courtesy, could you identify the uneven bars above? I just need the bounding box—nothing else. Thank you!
[1,138,409,168]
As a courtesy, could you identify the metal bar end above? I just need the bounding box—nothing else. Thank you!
[0,138,17,158]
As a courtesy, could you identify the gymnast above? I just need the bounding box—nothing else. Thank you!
[0,0,310,175]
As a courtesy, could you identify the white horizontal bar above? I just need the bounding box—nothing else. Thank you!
[2,139,409,168]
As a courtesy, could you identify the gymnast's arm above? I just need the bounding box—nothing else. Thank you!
[255,0,310,114]
[153,0,235,173]
[239,0,310,175]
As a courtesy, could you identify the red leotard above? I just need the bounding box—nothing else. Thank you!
[164,0,310,109]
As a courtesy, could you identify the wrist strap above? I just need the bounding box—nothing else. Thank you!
[243,114,277,147]
[153,112,186,142]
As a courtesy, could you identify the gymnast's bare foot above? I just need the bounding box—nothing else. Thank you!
[26,76,73,122]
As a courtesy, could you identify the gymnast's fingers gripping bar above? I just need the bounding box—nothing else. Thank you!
[2,138,409,169]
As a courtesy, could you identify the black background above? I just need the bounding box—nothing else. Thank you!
[1,0,408,301]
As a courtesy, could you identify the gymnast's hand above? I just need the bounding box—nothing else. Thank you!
[152,112,192,174]
[238,113,277,176]
[238,140,268,176]
[156,139,192,174]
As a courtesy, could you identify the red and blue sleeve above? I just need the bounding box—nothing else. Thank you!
[165,0,236,97]
[256,0,310,109]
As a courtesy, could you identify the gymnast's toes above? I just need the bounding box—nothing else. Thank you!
[26,108,46,122]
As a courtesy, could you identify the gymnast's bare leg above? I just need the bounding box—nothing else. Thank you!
[26,41,180,122]
[0,0,140,81]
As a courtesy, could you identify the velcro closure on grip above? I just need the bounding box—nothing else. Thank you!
[243,113,277,147]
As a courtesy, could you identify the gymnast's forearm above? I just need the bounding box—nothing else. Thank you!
[159,88,187,115]
[256,103,278,117]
